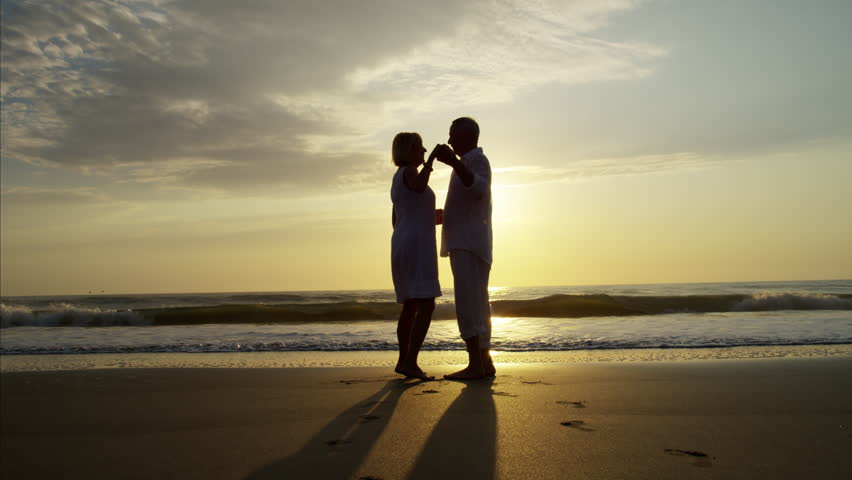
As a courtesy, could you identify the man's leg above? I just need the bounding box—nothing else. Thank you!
[445,251,488,380]
[478,260,495,376]
[445,338,485,380]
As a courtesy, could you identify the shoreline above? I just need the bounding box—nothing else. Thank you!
[1,344,851,372]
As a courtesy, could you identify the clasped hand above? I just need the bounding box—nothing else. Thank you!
[429,144,456,166]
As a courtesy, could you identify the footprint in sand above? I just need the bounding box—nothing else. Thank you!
[560,420,595,432]
[338,379,386,385]
[664,449,713,467]
[339,379,363,385]
[414,389,440,395]
[492,391,518,397]
[325,439,352,449]
[557,400,587,408]
[520,379,553,385]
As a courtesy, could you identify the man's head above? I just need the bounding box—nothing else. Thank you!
[448,117,479,156]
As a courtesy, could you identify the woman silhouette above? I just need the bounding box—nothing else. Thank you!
[390,132,443,380]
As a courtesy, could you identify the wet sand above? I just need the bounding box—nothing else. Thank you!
[2,357,851,479]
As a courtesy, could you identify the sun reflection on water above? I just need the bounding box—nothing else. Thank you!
[488,286,510,300]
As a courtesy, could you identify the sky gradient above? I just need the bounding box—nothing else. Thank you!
[2,0,851,295]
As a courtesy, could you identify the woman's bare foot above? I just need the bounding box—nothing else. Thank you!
[444,365,486,380]
[396,365,434,381]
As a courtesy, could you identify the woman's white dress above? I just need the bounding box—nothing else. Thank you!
[391,167,442,303]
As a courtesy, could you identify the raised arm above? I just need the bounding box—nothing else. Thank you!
[403,146,440,193]
[437,147,474,186]
[435,145,489,197]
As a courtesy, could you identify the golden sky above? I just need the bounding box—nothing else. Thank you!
[2,0,851,295]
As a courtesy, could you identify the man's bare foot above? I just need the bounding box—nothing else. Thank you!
[396,365,434,381]
[483,359,496,377]
[444,365,486,380]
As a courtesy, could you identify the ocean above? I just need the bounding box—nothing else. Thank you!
[2,280,851,357]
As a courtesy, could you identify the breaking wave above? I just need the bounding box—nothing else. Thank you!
[1,304,147,328]
[2,292,850,328]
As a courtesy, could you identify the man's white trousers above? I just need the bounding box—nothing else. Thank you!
[449,249,491,349]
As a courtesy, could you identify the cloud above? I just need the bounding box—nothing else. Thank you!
[101,149,389,195]
[494,152,717,186]
[1,0,661,194]
[347,0,664,111]
[0,185,112,204]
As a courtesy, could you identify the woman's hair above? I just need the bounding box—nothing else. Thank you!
[391,132,422,167]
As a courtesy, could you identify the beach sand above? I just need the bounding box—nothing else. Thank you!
[2,355,851,479]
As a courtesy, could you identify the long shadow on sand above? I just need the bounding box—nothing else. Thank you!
[407,378,497,480]
[245,378,420,480]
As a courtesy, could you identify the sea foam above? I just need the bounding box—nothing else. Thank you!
[2,311,851,355]
[732,293,852,311]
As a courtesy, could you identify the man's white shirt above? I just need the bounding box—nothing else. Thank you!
[440,147,493,265]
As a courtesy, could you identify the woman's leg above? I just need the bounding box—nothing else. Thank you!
[397,298,435,380]
[395,300,416,373]
[405,298,434,368]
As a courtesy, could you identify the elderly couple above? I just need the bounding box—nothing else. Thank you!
[391,117,494,381]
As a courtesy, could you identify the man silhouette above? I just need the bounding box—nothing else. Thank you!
[434,117,495,379]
